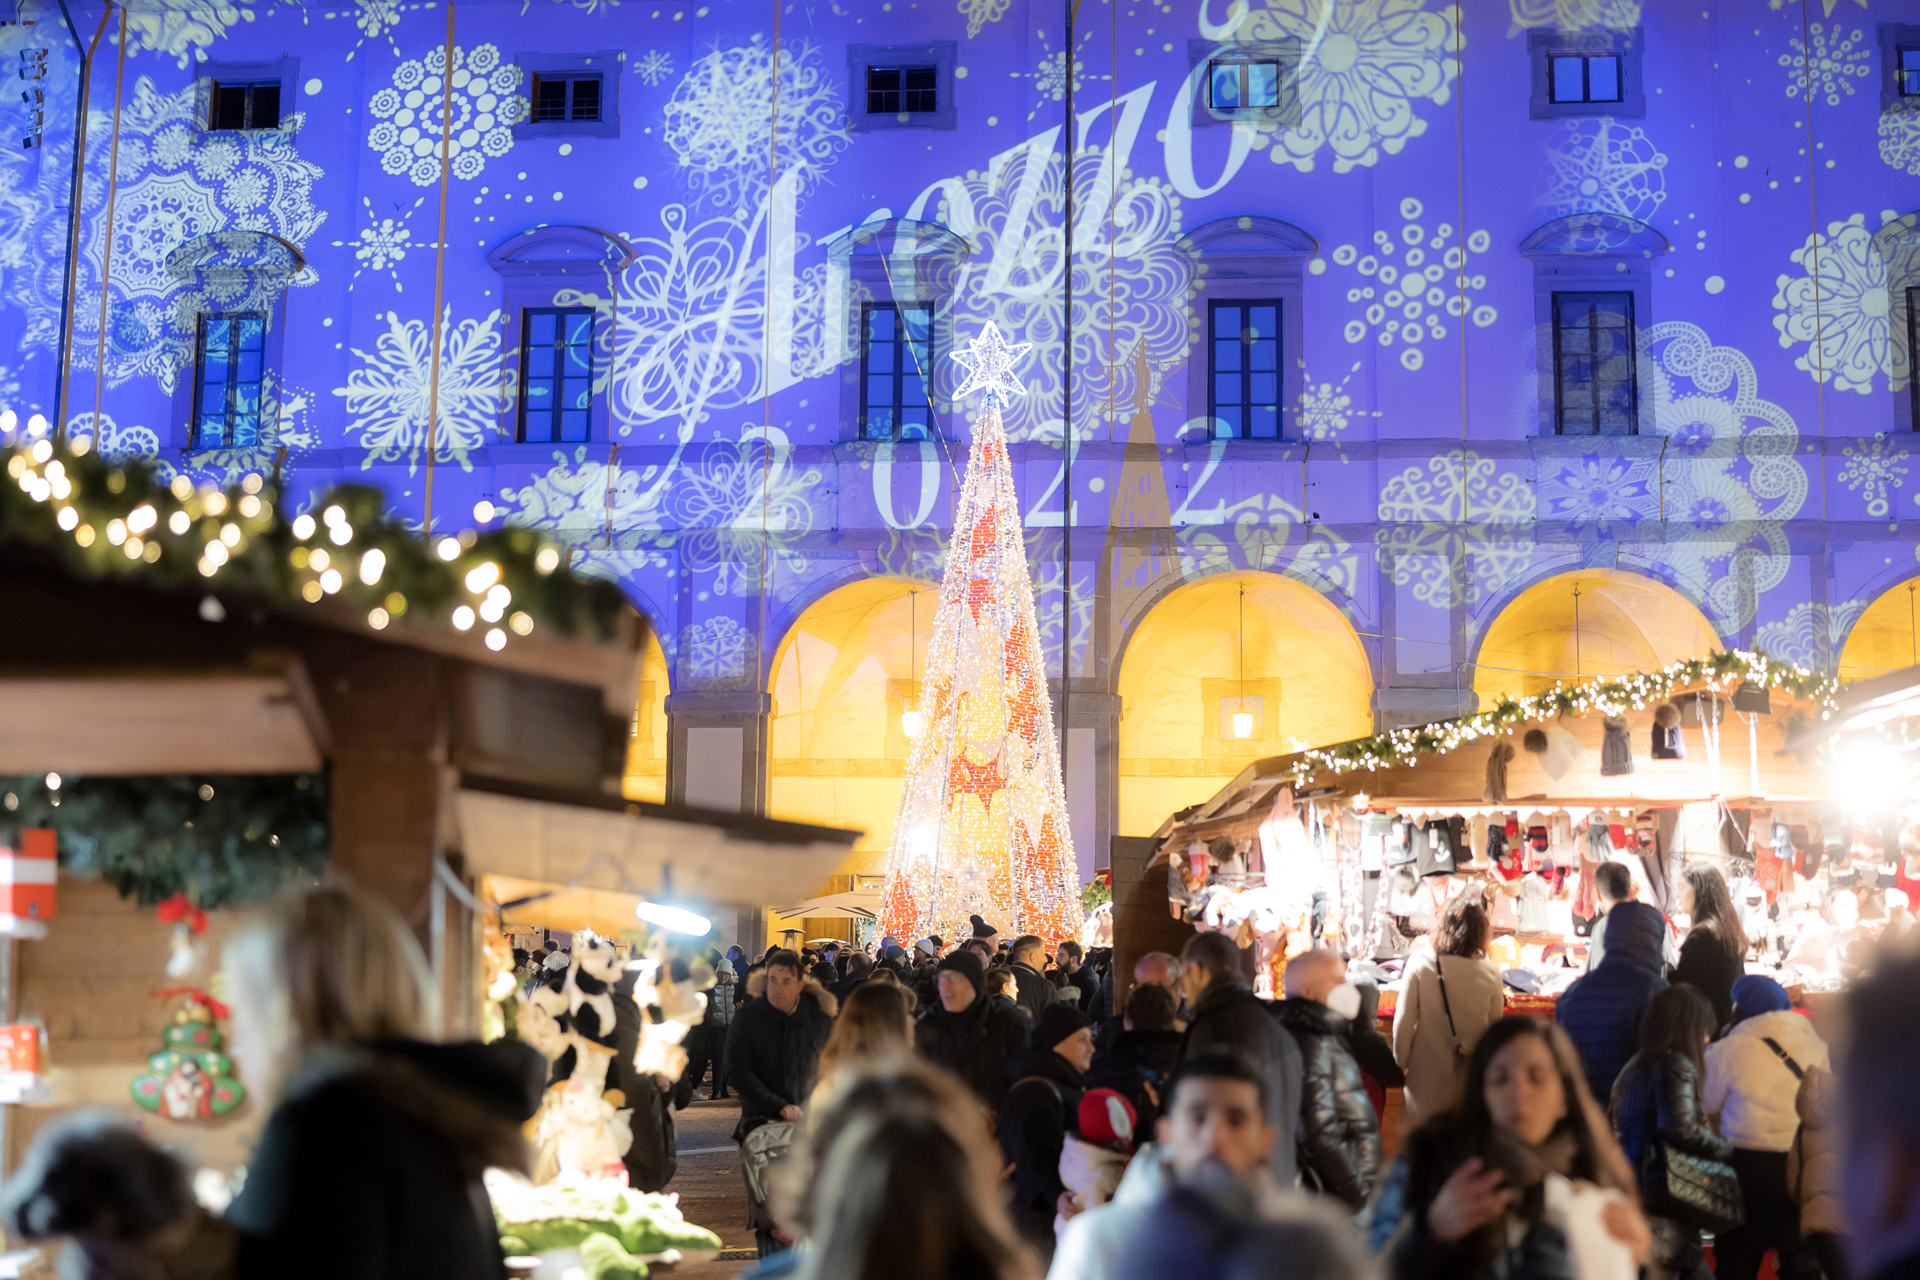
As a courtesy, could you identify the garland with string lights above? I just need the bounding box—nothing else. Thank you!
[0,424,628,646]
[1290,650,1838,783]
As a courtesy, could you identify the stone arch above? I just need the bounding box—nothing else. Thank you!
[1114,570,1373,837]
[1470,568,1720,706]
[1838,573,1920,683]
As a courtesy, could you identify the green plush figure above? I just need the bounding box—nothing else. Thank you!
[492,1178,722,1277]
[130,992,245,1121]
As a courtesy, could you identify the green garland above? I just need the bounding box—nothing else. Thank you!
[0,431,629,644]
[1,772,328,908]
[1294,650,1838,782]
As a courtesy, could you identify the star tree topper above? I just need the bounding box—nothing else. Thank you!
[950,322,1033,404]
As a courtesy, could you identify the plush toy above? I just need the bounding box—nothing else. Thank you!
[520,968,579,1077]
[532,1041,632,1184]
[487,1171,722,1280]
[565,932,624,1049]
[627,931,711,1089]
[1054,1089,1136,1237]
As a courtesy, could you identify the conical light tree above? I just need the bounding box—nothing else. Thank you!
[880,324,1084,947]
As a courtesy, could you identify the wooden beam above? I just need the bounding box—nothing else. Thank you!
[0,672,324,774]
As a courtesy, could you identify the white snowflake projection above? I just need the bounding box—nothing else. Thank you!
[1030,561,1096,678]
[1633,321,1805,631]
[1771,212,1904,395]
[1840,433,1910,518]
[122,0,253,68]
[1540,118,1667,221]
[63,412,160,464]
[36,77,324,391]
[1023,31,1107,122]
[331,0,411,61]
[1294,362,1377,440]
[1329,197,1497,372]
[683,617,751,680]
[934,144,1197,442]
[332,307,509,474]
[957,0,1012,38]
[1536,454,1656,537]
[634,49,674,86]
[1768,0,1866,14]
[366,43,524,187]
[663,37,846,211]
[1240,0,1462,175]
[668,427,825,596]
[1377,451,1537,609]
[496,447,673,578]
[1780,23,1870,107]
[1755,600,1862,673]
[1505,0,1639,31]
[333,196,426,290]
[1880,106,1920,177]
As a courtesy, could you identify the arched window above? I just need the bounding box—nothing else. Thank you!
[1520,213,1669,436]
[1176,215,1317,441]
[165,230,306,453]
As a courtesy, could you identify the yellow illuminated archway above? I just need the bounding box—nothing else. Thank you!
[1473,570,1718,706]
[621,626,670,804]
[1116,573,1374,836]
[765,576,938,934]
[1839,578,1920,683]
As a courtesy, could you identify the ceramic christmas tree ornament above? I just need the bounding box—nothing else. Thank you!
[130,989,244,1121]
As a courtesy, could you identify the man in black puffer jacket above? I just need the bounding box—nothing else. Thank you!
[1272,950,1382,1209]
[914,950,1027,1108]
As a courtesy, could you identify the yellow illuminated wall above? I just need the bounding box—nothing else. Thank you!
[1116,573,1374,836]
[765,577,938,928]
[1472,570,1720,706]
[1839,579,1920,683]
[621,627,671,805]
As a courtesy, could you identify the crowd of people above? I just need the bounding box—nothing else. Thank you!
[7,880,1920,1280]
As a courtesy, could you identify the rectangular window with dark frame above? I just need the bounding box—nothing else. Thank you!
[1548,53,1623,104]
[1902,46,1920,96]
[1208,60,1281,110]
[193,312,267,449]
[866,65,937,114]
[209,80,281,130]
[1207,299,1281,439]
[519,307,595,444]
[1910,287,1920,428]
[859,303,933,441]
[1552,291,1638,436]
[530,73,603,123]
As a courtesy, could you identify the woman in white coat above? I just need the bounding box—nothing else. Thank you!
[1392,899,1506,1122]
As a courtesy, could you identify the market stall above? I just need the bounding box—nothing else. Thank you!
[1144,653,1898,1006]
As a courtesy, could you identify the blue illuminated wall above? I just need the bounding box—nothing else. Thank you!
[9,0,1920,865]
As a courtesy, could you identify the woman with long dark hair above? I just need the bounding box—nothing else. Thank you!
[1611,984,1736,1279]
[1671,865,1746,1027]
[1369,1017,1651,1280]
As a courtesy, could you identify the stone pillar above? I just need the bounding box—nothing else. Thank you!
[1059,685,1122,883]
[665,689,773,815]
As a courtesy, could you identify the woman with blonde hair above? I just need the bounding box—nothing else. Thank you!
[223,885,546,1279]
[758,1062,1039,1280]
[811,980,916,1105]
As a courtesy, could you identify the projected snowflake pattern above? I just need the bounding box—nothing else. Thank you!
[957,0,1012,38]
[1293,362,1377,440]
[1377,451,1538,609]
[1880,106,1920,177]
[635,49,674,86]
[663,36,846,211]
[333,308,509,473]
[936,145,1197,441]
[366,43,524,187]
[124,0,254,67]
[1505,0,1639,31]
[1780,23,1871,107]
[329,0,410,60]
[1541,118,1668,221]
[333,196,426,290]
[684,616,750,679]
[1330,197,1497,372]
[1771,212,1902,395]
[1755,600,1863,672]
[1031,560,1096,678]
[1636,321,1805,630]
[1536,454,1656,537]
[1840,433,1910,518]
[669,429,825,596]
[1243,0,1462,175]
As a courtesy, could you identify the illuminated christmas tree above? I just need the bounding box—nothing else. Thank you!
[880,324,1084,947]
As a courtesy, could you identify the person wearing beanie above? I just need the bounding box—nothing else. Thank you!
[1053,1088,1137,1238]
[912,947,1026,1110]
[970,913,1000,942]
[1705,974,1830,1280]
[998,1000,1095,1261]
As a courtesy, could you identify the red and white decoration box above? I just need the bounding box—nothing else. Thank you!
[0,830,57,921]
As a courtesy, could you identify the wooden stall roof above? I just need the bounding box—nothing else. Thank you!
[1152,679,1831,854]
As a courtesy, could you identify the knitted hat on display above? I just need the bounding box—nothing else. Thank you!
[970,914,999,940]
[1077,1088,1137,1150]
[935,949,986,997]
[1032,1002,1092,1051]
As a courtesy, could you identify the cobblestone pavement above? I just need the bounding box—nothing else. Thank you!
[664,1095,758,1280]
